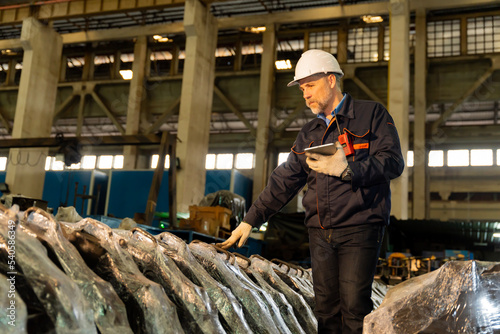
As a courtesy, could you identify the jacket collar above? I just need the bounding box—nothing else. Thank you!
[335,93,355,119]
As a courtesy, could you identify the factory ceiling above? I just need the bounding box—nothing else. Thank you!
[0,0,499,144]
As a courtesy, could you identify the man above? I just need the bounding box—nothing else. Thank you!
[218,49,404,334]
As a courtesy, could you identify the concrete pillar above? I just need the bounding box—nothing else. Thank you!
[387,0,409,219]
[252,24,276,201]
[5,18,62,198]
[176,0,217,213]
[123,36,149,169]
[413,8,429,219]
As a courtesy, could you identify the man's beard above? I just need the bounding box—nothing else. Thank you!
[307,99,329,115]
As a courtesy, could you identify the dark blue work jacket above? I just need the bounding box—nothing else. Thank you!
[244,93,405,230]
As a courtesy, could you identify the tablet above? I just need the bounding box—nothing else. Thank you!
[304,143,337,155]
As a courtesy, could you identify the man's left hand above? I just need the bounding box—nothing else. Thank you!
[306,141,348,177]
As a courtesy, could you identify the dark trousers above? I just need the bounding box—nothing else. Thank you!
[308,224,385,334]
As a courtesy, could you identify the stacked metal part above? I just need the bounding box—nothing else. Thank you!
[0,204,319,334]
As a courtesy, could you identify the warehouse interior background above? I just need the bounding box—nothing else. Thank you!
[0,0,500,265]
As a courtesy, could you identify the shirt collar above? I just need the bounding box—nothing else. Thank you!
[317,93,346,126]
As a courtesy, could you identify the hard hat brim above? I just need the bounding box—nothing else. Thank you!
[286,71,344,87]
[287,79,299,87]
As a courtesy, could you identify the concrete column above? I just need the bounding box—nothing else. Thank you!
[176,0,217,213]
[337,23,348,64]
[413,8,429,219]
[5,18,62,198]
[252,24,276,201]
[387,0,409,220]
[123,36,148,169]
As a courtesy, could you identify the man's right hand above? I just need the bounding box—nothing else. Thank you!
[216,222,253,250]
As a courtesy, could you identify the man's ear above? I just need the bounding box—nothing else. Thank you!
[328,74,336,88]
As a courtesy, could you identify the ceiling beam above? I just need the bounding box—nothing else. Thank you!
[0,134,162,148]
[147,97,181,134]
[218,2,391,30]
[62,22,184,44]
[0,0,185,25]
[430,56,500,133]
[213,85,256,136]
[409,0,500,11]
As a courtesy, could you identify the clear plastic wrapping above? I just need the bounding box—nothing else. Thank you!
[364,260,500,334]
[0,272,27,333]
[271,261,315,309]
[249,255,318,333]
[188,240,282,334]
[23,208,133,334]
[114,228,225,333]
[235,255,307,334]
[156,232,252,334]
[61,218,185,334]
[219,252,292,334]
[0,207,96,334]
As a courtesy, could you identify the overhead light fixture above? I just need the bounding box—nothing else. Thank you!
[153,35,171,43]
[362,15,383,23]
[119,70,133,80]
[1,49,18,56]
[275,59,292,70]
[243,26,266,33]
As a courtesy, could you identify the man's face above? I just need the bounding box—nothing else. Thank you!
[299,74,334,115]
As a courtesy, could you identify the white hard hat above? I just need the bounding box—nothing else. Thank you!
[287,49,344,87]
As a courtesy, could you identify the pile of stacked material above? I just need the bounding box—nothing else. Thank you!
[365,260,500,334]
[0,204,318,334]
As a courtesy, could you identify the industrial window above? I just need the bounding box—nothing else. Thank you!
[81,155,97,169]
[235,153,253,169]
[467,16,500,54]
[381,24,414,61]
[45,156,52,171]
[429,150,444,167]
[497,149,500,166]
[216,154,233,170]
[383,28,390,61]
[278,38,304,52]
[308,30,338,55]
[98,155,114,169]
[447,150,469,167]
[347,26,379,63]
[470,149,493,166]
[67,162,81,170]
[407,151,414,167]
[113,155,124,169]
[51,157,65,171]
[150,155,170,169]
[0,157,7,171]
[206,154,216,170]
[427,20,460,57]
[277,152,289,166]
[45,156,65,171]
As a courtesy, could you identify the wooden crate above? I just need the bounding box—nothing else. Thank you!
[189,205,232,230]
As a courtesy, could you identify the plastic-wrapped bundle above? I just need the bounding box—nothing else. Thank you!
[364,260,500,334]
[270,260,315,309]
[219,252,292,334]
[189,240,281,334]
[249,255,318,333]
[199,190,246,226]
[234,254,306,334]
[371,279,389,310]
[0,272,27,333]
[115,228,225,334]
[0,207,96,334]
[156,232,252,334]
[61,218,184,334]
[22,208,133,334]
